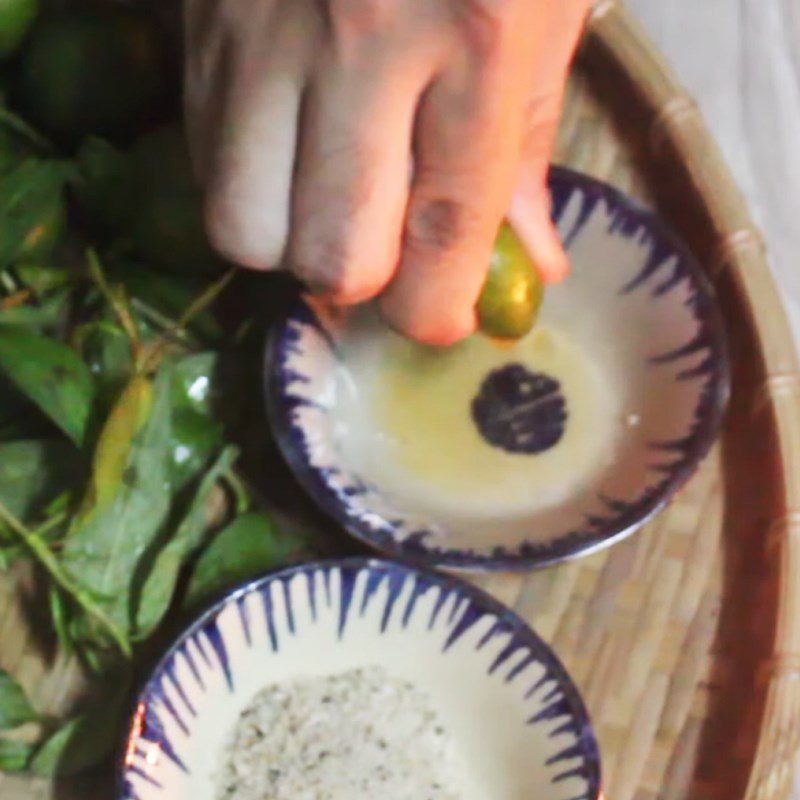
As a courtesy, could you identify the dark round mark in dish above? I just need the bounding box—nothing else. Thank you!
[472,364,567,455]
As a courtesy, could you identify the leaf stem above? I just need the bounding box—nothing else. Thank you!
[0,270,18,294]
[0,107,54,153]
[177,267,237,330]
[86,250,140,351]
[0,500,131,657]
[222,467,251,515]
[129,298,191,345]
[34,511,69,540]
[141,267,237,373]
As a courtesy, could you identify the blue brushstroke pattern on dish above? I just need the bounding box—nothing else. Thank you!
[119,558,601,800]
[265,167,730,570]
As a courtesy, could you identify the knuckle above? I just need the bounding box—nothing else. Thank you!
[291,236,378,304]
[525,90,562,122]
[453,0,513,52]
[329,0,397,35]
[292,236,348,293]
[521,114,560,160]
[184,0,222,53]
[416,322,473,347]
[379,288,476,345]
[460,0,514,22]
[292,178,390,303]
[387,311,474,347]
[405,198,478,253]
[333,278,386,305]
[204,194,284,270]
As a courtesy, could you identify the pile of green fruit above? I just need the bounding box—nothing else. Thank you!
[0,0,333,781]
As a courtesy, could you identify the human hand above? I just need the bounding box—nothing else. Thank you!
[185,0,590,344]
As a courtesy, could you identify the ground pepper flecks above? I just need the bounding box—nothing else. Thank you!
[216,666,463,800]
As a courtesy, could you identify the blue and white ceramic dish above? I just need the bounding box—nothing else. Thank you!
[266,167,730,571]
[119,558,600,800]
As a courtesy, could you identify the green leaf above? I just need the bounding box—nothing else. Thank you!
[0,737,35,773]
[0,106,53,156]
[0,499,131,656]
[0,159,69,269]
[71,137,133,235]
[0,326,93,445]
[61,368,174,636]
[49,585,73,654]
[0,142,29,181]
[75,319,133,412]
[172,352,219,416]
[74,373,154,517]
[184,512,300,610]
[0,544,25,571]
[134,445,238,637]
[14,262,74,295]
[0,115,41,181]
[0,669,36,731]
[0,373,30,429]
[0,440,80,522]
[0,487,70,569]
[0,287,71,331]
[30,690,126,777]
[169,410,223,489]
[169,352,223,487]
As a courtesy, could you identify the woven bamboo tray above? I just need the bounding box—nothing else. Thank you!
[1,2,799,798]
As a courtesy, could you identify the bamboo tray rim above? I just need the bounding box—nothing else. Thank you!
[586,3,800,798]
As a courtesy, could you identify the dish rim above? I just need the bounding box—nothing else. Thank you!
[264,165,731,572]
[116,555,603,800]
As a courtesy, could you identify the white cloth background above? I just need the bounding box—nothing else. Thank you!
[628,0,800,347]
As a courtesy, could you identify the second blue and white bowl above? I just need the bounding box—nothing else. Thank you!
[120,559,600,800]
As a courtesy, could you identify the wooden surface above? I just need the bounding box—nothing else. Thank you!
[628,0,800,348]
